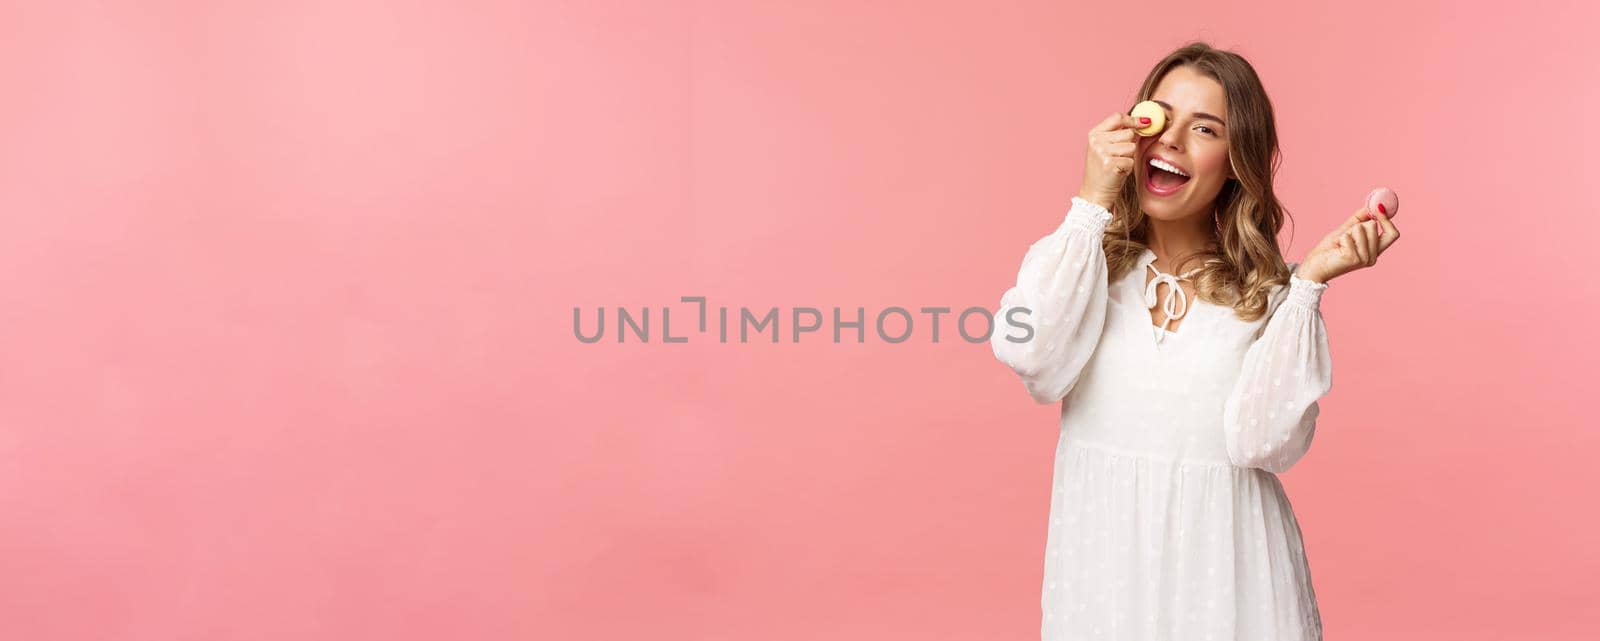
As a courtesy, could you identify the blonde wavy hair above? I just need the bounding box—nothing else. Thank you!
[1102,42,1298,322]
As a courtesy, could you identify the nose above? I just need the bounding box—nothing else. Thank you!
[1156,121,1183,150]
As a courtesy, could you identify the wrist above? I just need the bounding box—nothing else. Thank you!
[1286,270,1330,308]
[1292,265,1327,284]
[1074,189,1115,211]
[1067,196,1114,230]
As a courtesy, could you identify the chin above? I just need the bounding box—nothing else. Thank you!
[1136,191,1190,220]
[1137,197,1183,219]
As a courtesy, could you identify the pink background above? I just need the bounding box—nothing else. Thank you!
[2,1,1596,639]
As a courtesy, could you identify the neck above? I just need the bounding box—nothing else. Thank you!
[1146,211,1216,270]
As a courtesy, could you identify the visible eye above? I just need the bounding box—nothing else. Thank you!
[1195,125,1218,136]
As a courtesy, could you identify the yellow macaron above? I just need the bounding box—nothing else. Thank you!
[1130,100,1166,137]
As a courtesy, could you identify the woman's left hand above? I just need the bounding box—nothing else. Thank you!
[1295,207,1400,283]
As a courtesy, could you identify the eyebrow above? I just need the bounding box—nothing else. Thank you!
[1153,100,1227,128]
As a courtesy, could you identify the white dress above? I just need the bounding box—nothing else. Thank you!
[990,197,1333,641]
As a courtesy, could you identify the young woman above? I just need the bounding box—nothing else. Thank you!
[990,42,1399,640]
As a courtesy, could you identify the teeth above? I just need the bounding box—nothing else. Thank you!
[1149,158,1189,177]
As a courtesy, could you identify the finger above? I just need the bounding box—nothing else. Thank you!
[1108,156,1136,175]
[1105,141,1137,157]
[1093,112,1143,133]
[1367,216,1387,251]
[1371,210,1400,247]
[1348,229,1369,265]
[1338,208,1370,234]
[1101,127,1138,144]
[1362,223,1379,265]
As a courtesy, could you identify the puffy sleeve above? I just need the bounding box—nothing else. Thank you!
[989,196,1114,404]
[1221,263,1333,472]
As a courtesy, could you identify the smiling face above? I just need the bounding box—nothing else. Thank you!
[1135,65,1233,222]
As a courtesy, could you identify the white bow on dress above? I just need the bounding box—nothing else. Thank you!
[1144,262,1204,344]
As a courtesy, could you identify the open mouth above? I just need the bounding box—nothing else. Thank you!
[1143,157,1191,197]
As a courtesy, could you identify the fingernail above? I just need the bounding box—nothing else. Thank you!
[1377,203,1387,215]
[1139,117,1151,124]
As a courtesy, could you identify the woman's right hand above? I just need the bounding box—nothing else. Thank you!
[1076,112,1148,209]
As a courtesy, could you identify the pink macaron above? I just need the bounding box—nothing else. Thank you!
[1365,187,1399,220]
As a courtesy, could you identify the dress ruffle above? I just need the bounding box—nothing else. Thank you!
[1042,438,1323,641]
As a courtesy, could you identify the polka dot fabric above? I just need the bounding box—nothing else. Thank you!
[991,197,1332,640]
